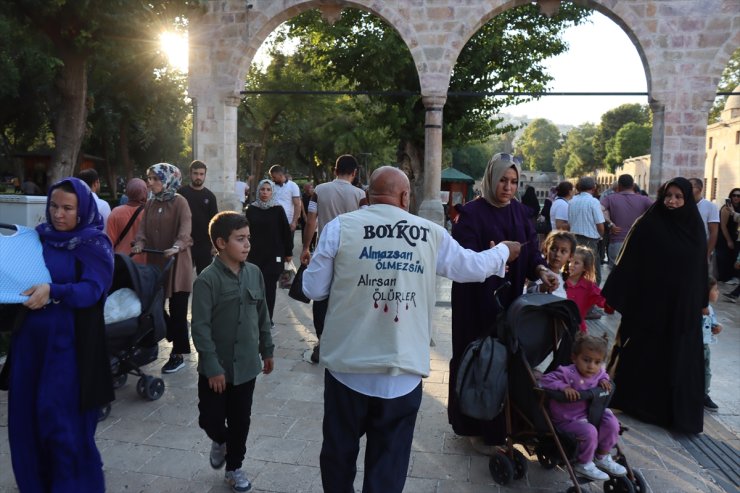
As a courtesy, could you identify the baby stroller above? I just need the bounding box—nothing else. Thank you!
[99,250,173,420]
[488,291,647,493]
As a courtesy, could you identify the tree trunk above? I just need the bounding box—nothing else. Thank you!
[397,140,424,214]
[49,47,88,185]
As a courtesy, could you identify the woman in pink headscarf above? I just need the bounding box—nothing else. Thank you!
[106,178,148,264]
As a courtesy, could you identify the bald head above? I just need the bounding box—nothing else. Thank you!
[368,166,410,210]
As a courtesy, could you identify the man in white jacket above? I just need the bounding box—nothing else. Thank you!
[303,166,521,493]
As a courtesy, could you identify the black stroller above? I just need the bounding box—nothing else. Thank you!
[99,251,173,420]
[489,292,647,493]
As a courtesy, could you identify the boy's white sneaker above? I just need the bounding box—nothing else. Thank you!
[573,461,609,481]
[225,469,252,492]
[594,454,627,477]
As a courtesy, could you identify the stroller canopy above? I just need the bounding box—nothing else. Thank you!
[502,294,581,367]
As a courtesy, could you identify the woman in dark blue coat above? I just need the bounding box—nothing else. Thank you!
[8,177,113,491]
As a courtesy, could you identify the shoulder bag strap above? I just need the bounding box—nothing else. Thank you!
[114,205,144,248]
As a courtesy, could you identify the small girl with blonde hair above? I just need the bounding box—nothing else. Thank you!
[540,333,626,480]
[565,246,607,332]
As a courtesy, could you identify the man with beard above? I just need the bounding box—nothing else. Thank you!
[179,160,219,274]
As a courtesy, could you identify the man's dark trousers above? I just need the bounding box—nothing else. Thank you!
[312,298,329,338]
[320,370,422,493]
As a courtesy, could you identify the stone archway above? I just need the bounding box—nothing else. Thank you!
[189,0,739,219]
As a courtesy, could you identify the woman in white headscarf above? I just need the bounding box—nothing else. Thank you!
[245,179,293,326]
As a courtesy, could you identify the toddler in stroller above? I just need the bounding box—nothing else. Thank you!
[99,251,173,419]
[539,334,625,481]
[488,292,646,493]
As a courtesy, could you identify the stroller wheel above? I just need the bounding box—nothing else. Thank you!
[630,470,647,493]
[136,376,149,398]
[603,476,636,493]
[145,377,165,401]
[512,449,528,479]
[112,373,128,390]
[98,403,111,422]
[489,451,515,485]
[536,447,558,470]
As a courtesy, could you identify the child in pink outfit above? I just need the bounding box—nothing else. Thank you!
[540,334,626,481]
[565,246,608,332]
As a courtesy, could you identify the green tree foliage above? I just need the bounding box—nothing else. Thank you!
[241,47,395,185]
[515,118,562,171]
[603,122,651,171]
[272,5,589,204]
[592,103,650,165]
[554,123,598,177]
[0,13,57,160]
[451,145,490,180]
[85,14,191,194]
[0,0,197,184]
[709,48,740,123]
[451,132,515,179]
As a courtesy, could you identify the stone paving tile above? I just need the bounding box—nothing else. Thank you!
[100,441,164,472]
[137,447,209,480]
[0,265,737,492]
[97,416,164,443]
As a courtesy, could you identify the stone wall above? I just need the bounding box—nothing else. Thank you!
[189,0,740,219]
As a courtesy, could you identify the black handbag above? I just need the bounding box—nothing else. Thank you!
[288,263,311,303]
[455,334,508,420]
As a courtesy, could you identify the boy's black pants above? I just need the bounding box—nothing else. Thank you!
[198,375,256,471]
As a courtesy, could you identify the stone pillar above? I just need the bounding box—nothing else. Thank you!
[648,99,665,196]
[193,92,242,213]
[417,95,447,225]
[649,90,714,194]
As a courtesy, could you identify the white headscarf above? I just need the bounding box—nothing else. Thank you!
[251,179,277,210]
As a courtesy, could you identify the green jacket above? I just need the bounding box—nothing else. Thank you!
[191,256,274,385]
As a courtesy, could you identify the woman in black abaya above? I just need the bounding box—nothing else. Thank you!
[603,177,707,434]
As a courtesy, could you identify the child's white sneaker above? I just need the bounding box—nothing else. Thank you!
[573,461,609,481]
[594,454,627,477]
[225,469,252,492]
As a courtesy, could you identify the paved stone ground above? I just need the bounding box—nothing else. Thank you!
[0,258,738,492]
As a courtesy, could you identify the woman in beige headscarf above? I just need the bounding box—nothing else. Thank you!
[448,153,559,453]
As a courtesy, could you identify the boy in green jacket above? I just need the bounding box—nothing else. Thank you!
[191,211,274,493]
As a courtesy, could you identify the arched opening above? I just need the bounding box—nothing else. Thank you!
[704,47,740,205]
[237,7,421,205]
[451,5,652,194]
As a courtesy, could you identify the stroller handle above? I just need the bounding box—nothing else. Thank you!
[136,248,167,256]
[130,249,176,276]
[493,281,511,313]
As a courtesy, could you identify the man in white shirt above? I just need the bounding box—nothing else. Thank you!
[77,168,111,227]
[689,178,719,262]
[300,155,367,363]
[269,165,301,232]
[550,181,574,230]
[234,179,247,208]
[303,166,521,493]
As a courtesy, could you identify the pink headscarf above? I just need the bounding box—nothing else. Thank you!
[125,178,148,206]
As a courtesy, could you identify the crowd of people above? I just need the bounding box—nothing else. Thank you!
[1,151,738,493]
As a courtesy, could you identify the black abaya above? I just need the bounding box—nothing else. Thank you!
[603,177,707,434]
